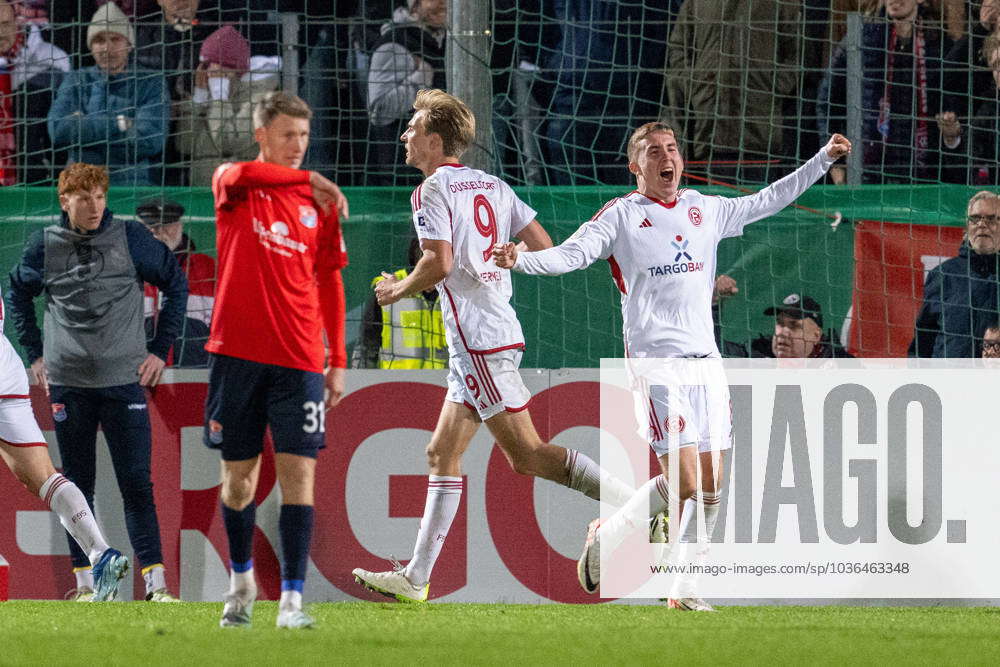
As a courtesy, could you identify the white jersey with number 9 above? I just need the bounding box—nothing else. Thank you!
[410,164,537,355]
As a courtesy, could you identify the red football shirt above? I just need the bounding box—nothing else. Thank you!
[206,160,348,373]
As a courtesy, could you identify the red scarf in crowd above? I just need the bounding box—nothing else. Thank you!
[0,29,24,186]
[876,21,929,166]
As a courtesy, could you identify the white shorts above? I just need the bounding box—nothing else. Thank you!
[445,348,531,420]
[0,397,47,447]
[629,358,733,456]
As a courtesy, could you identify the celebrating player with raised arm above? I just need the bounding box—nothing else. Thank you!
[204,92,349,629]
[351,89,636,603]
[0,293,129,602]
[494,124,851,610]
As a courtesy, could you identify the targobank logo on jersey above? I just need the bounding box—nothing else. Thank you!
[671,235,692,261]
[647,235,705,277]
[253,217,307,256]
[298,205,318,229]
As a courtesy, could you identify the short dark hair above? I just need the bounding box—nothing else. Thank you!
[253,91,312,129]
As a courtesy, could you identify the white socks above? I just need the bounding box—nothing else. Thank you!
[564,449,634,508]
[142,564,166,595]
[404,475,462,588]
[599,475,673,554]
[74,567,94,590]
[228,569,256,597]
[39,473,109,565]
[669,490,722,599]
[279,589,302,612]
[679,490,721,544]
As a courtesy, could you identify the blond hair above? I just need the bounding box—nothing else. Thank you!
[413,89,475,158]
[253,91,312,129]
[627,122,676,163]
[58,163,109,196]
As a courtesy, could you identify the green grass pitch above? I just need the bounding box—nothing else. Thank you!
[2,601,999,664]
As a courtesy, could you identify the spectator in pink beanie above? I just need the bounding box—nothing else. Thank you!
[174,25,280,185]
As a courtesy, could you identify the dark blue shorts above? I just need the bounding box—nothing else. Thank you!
[203,353,326,461]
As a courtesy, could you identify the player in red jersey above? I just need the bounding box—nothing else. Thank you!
[203,91,349,629]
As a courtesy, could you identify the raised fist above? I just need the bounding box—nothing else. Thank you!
[824,134,852,160]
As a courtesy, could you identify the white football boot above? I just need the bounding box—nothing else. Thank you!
[276,608,315,629]
[219,591,255,628]
[352,561,428,603]
[576,519,601,594]
[667,597,716,612]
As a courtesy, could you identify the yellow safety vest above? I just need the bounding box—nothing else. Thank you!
[372,269,448,369]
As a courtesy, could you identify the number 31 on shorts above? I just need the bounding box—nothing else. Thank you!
[303,400,325,434]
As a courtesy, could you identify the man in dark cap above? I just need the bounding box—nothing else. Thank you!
[715,284,852,358]
[762,293,836,358]
[754,293,852,358]
[138,197,216,367]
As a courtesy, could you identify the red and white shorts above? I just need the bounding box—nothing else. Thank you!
[0,397,47,448]
[445,349,531,420]
[630,358,733,456]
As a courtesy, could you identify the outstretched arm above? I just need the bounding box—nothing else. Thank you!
[716,134,851,238]
[493,210,618,276]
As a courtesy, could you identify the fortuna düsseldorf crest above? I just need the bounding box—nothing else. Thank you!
[664,415,686,433]
[688,206,702,226]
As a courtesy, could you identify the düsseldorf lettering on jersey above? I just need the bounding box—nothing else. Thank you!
[411,164,536,354]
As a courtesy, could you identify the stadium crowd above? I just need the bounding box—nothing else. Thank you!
[1,1,1000,186]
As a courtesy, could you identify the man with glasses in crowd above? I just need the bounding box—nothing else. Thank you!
[910,191,1000,357]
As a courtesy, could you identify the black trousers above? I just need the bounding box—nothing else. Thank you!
[49,383,163,571]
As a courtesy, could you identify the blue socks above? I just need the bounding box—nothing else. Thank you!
[222,502,256,571]
[222,501,314,606]
[279,504,314,591]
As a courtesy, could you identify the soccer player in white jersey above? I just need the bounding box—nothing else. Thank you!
[0,290,128,601]
[494,123,852,610]
[351,89,636,602]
